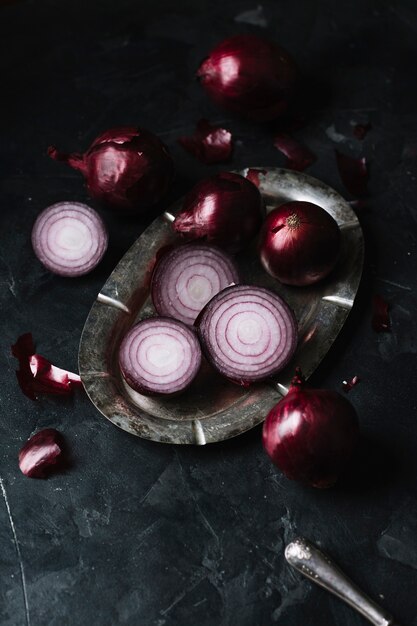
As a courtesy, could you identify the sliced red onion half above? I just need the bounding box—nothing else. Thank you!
[196,285,298,385]
[31,202,108,277]
[151,244,239,325]
[119,317,202,396]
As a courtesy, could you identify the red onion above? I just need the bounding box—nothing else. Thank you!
[119,317,202,396]
[11,332,82,400]
[259,201,341,286]
[263,369,359,487]
[178,119,233,164]
[151,244,239,325]
[19,429,64,478]
[172,172,264,253]
[197,34,297,121]
[196,285,297,385]
[31,202,108,277]
[48,127,174,211]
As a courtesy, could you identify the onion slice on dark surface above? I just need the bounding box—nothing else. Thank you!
[31,202,108,277]
[151,244,239,325]
[119,318,202,396]
[19,429,64,478]
[178,119,233,164]
[273,133,316,171]
[335,151,368,197]
[196,285,297,385]
[11,333,81,400]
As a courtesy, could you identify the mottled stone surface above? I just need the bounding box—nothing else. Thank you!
[1,1,417,625]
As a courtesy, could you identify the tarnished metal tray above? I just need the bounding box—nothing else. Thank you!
[78,168,364,445]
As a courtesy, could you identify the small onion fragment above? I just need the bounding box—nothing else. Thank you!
[178,119,233,164]
[31,202,108,277]
[372,294,391,332]
[335,150,369,197]
[196,284,297,385]
[273,133,316,171]
[197,34,297,121]
[246,168,267,188]
[151,244,239,325]
[48,127,174,212]
[263,369,359,487]
[259,201,341,286]
[119,318,202,396]
[342,375,361,393]
[11,333,81,400]
[19,429,64,478]
[353,123,371,140]
[173,172,264,253]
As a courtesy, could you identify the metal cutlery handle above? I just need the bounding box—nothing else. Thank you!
[285,538,398,626]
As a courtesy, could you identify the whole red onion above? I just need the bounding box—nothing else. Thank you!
[259,201,341,286]
[172,172,264,253]
[48,127,174,212]
[197,34,297,122]
[263,370,359,488]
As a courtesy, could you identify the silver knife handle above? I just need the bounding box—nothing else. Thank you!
[285,538,398,626]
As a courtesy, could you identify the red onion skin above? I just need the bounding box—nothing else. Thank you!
[19,429,64,478]
[48,127,174,212]
[197,34,297,122]
[263,378,359,488]
[259,201,341,286]
[173,172,264,253]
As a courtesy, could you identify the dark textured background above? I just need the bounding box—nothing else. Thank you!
[1,0,417,624]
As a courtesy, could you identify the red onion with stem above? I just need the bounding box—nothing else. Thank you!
[172,172,264,253]
[151,244,239,325]
[119,318,202,396]
[263,369,359,488]
[197,34,297,122]
[259,201,341,286]
[196,285,297,385]
[48,127,174,212]
[19,429,64,478]
[31,202,108,277]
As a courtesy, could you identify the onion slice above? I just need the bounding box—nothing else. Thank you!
[31,202,108,277]
[19,429,64,478]
[196,285,297,385]
[151,244,239,325]
[178,119,233,164]
[119,318,202,396]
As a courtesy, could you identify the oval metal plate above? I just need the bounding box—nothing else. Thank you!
[78,168,364,445]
